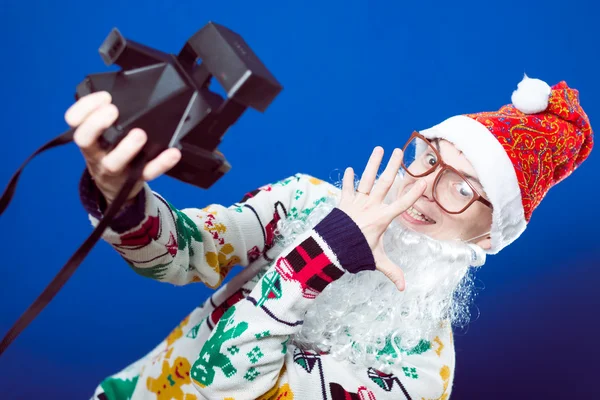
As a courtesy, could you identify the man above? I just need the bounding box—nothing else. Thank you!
[68,74,593,399]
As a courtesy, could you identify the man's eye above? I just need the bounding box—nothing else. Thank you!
[425,153,437,166]
[455,182,474,198]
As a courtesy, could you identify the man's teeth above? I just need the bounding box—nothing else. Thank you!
[407,206,434,223]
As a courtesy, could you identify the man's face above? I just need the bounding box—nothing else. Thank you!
[394,139,493,248]
[286,156,488,368]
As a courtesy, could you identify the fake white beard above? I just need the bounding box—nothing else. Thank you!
[272,174,486,371]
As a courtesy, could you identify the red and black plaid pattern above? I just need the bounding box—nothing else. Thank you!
[276,236,344,299]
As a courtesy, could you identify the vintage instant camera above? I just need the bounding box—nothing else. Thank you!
[77,22,283,188]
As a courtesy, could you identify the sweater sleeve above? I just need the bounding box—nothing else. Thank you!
[78,169,330,288]
[190,208,454,400]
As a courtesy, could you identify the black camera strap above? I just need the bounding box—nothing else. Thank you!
[0,130,146,356]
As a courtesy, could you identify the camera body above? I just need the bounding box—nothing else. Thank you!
[75,22,283,188]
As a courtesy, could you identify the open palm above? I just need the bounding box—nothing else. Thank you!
[337,146,426,291]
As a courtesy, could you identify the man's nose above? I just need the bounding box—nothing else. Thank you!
[419,169,440,201]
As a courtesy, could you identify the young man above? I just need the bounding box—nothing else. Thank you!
[68,74,593,399]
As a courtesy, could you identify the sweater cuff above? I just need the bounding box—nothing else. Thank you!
[314,208,376,274]
[78,168,147,234]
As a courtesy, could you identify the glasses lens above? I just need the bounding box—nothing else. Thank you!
[434,169,477,213]
[402,136,438,176]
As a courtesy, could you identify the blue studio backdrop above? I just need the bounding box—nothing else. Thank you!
[1,0,599,398]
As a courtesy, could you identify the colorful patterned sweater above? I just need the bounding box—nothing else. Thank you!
[79,171,456,400]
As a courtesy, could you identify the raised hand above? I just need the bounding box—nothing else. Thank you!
[337,146,427,291]
[65,91,182,205]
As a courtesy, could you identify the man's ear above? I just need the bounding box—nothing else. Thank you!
[475,236,492,250]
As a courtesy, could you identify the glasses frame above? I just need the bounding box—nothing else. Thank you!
[401,131,493,214]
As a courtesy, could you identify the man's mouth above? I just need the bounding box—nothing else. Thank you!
[402,206,436,225]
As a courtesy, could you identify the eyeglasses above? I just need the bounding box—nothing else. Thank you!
[401,132,493,214]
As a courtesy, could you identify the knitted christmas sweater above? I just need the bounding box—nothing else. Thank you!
[79,171,456,400]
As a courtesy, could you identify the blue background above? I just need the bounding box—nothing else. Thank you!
[1,0,598,398]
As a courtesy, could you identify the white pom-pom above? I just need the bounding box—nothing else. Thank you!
[511,73,551,114]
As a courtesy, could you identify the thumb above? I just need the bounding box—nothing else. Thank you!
[376,254,406,291]
[385,179,427,222]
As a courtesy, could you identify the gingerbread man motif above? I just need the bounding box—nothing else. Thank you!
[146,357,194,400]
[191,305,248,388]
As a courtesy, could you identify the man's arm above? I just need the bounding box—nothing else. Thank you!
[79,170,331,288]
[190,208,454,399]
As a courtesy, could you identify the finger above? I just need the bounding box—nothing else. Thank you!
[369,148,403,203]
[100,128,148,175]
[384,180,427,221]
[341,167,355,202]
[73,103,119,162]
[357,146,384,195]
[142,147,182,181]
[65,91,112,127]
[377,255,406,291]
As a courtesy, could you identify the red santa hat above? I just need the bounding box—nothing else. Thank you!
[418,74,594,254]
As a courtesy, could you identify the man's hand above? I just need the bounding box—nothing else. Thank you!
[65,91,182,205]
[338,146,426,291]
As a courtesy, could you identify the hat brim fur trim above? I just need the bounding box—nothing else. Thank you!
[418,115,526,254]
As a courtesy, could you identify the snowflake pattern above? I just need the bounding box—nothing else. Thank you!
[247,346,264,364]
[244,367,260,382]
